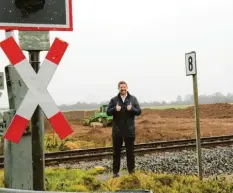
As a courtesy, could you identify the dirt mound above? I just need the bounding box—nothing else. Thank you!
[86,128,104,135]
[138,120,151,125]
[80,128,109,141]
[43,103,233,148]
[140,103,233,119]
[194,103,233,118]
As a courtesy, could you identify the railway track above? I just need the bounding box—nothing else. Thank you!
[0,135,233,168]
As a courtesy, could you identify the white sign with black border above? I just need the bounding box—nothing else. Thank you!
[185,51,197,76]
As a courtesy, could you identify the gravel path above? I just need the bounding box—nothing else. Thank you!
[50,145,233,177]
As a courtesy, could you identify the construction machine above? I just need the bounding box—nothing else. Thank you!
[82,104,113,127]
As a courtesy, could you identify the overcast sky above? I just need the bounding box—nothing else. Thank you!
[0,0,232,108]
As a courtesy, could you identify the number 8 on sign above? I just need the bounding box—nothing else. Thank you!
[185,51,196,76]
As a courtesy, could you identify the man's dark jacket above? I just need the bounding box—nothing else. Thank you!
[107,92,141,138]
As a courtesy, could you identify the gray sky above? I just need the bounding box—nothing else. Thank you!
[0,0,233,108]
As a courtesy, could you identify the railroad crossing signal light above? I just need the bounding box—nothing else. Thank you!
[15,0,45,17]
[0,0,73,31]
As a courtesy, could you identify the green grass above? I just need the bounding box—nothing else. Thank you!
[45,169,233,192]
[63,108,98,112]
[145,104,193,110]
[62,104,192,112]
[0,168,232,192]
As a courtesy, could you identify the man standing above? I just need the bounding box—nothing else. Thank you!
[107,81,141,177]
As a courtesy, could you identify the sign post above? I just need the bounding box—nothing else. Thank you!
[185,51,203,180]
[19,30,51,190]
[1,36,73,190]
[0,0,73,190]
[0,70,5,153]
[3,29,33,190]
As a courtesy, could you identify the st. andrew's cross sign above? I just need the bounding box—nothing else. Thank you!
[0,37,73,143]
[0,0,73,31]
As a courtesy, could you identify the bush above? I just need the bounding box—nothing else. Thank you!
[45,168,107,192]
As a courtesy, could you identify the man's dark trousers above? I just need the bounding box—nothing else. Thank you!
[112,136,135,174]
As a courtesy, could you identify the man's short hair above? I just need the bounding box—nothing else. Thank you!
[118,81,127,88]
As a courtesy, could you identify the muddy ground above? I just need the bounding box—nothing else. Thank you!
[44,103,233,147]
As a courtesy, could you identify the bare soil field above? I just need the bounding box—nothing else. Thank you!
[44,103,233,148]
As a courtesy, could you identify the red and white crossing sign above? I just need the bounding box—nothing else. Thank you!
[0,37,73,143]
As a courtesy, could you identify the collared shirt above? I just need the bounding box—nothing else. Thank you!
[121,93,127,102]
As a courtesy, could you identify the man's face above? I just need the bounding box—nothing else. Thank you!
[119,83,128,95]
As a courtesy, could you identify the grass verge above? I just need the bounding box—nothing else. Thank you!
[149,104,192,110]
[44,134,112,152]
[0,168,232,192]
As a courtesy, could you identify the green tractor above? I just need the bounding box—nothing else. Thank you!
[82,104,113,127]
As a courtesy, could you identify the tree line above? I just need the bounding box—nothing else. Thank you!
[59,92,233,111]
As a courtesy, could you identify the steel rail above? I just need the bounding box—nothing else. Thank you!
[0,135,233,167]
[43,139,233,165]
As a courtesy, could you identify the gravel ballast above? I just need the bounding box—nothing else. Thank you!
[52,145,233,177]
